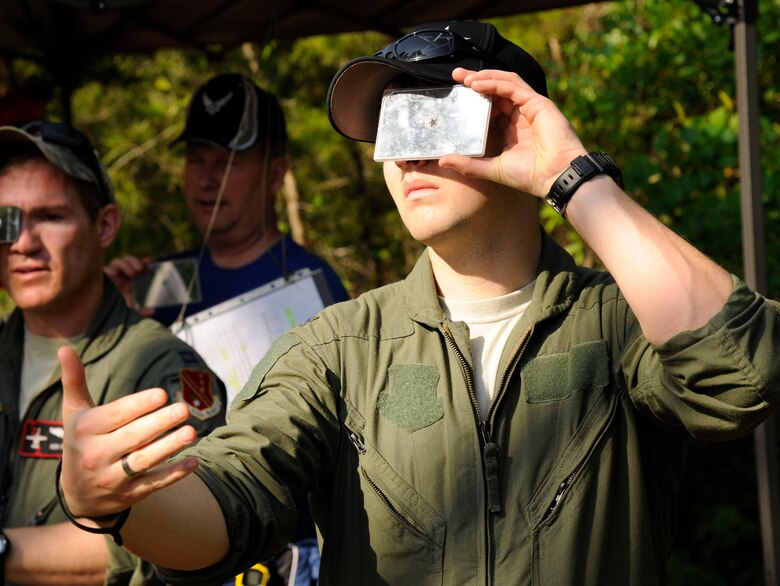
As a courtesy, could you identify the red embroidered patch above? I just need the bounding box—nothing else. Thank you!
[176,368,221,420]
[19,419,63,458]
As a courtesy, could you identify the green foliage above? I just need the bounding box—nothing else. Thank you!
[260,32,420,291]
[669,436,764,586]
[549,0,780,294]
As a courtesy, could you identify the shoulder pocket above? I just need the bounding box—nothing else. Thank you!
[233,333,300,406]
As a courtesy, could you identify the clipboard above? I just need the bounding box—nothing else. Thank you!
[174,269,330,405]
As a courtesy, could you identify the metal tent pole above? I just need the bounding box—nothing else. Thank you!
[693,0,775,583]
[734,1,767,292]
[733,2,780,584]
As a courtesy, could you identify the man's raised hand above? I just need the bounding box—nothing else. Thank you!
[104,255,153,314]
[439,67,588,198]
[58,346,199,519]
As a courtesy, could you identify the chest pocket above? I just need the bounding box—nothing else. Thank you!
[522,340,610,403]
[518,339,616,522]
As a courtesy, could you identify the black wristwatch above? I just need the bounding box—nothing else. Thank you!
[0,529,10,585]
[545,152,624,217]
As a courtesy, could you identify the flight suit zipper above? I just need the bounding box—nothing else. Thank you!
[484,323,534,583]
[538,391,619,526]
[480,322,534,517]
[488,324,534,423]
[441,323,500,506]
[0,405,11,525]
[541,466,582,523]
[348,431,433,544]
[441,321,533,585]
[440,321,491,583]
[27,498,58,526]
[359,468,430,541]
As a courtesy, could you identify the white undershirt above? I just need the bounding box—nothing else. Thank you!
[20,329,81,419]
[440,280,535,419]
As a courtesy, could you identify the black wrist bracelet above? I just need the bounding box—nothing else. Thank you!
[55,460,131,546]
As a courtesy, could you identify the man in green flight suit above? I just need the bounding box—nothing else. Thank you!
[55,21,780,586]
[0,121,226,585]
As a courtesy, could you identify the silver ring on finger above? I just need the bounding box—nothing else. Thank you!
[121,453,141,478]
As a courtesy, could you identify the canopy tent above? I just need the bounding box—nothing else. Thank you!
[0,0,773,583]
[0,0,597,122]
[0,0,596,59]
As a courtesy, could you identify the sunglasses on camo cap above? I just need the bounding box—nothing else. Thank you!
[375,29,507,68]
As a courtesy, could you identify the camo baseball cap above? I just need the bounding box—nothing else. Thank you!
[0,120,115,205]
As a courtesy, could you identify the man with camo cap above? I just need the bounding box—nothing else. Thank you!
[0,120,225,585]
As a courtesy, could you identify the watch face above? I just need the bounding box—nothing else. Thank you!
[0,531,8,555]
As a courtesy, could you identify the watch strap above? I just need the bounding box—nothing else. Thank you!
[545,151,624,217]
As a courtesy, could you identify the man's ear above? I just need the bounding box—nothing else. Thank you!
[267,155,290,194]
[96,204,121,248]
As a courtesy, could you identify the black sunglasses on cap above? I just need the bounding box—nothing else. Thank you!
[375,29,506,68]
[21,120,113,205]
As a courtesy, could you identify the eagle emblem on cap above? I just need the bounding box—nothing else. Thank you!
[203,91,233,115]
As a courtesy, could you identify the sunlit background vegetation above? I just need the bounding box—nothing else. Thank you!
[2,1,780,583]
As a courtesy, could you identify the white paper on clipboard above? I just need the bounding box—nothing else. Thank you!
[173,269,329,405]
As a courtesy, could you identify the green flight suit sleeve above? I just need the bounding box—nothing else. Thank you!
[623,276,780,440]
[154,331,342,585]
